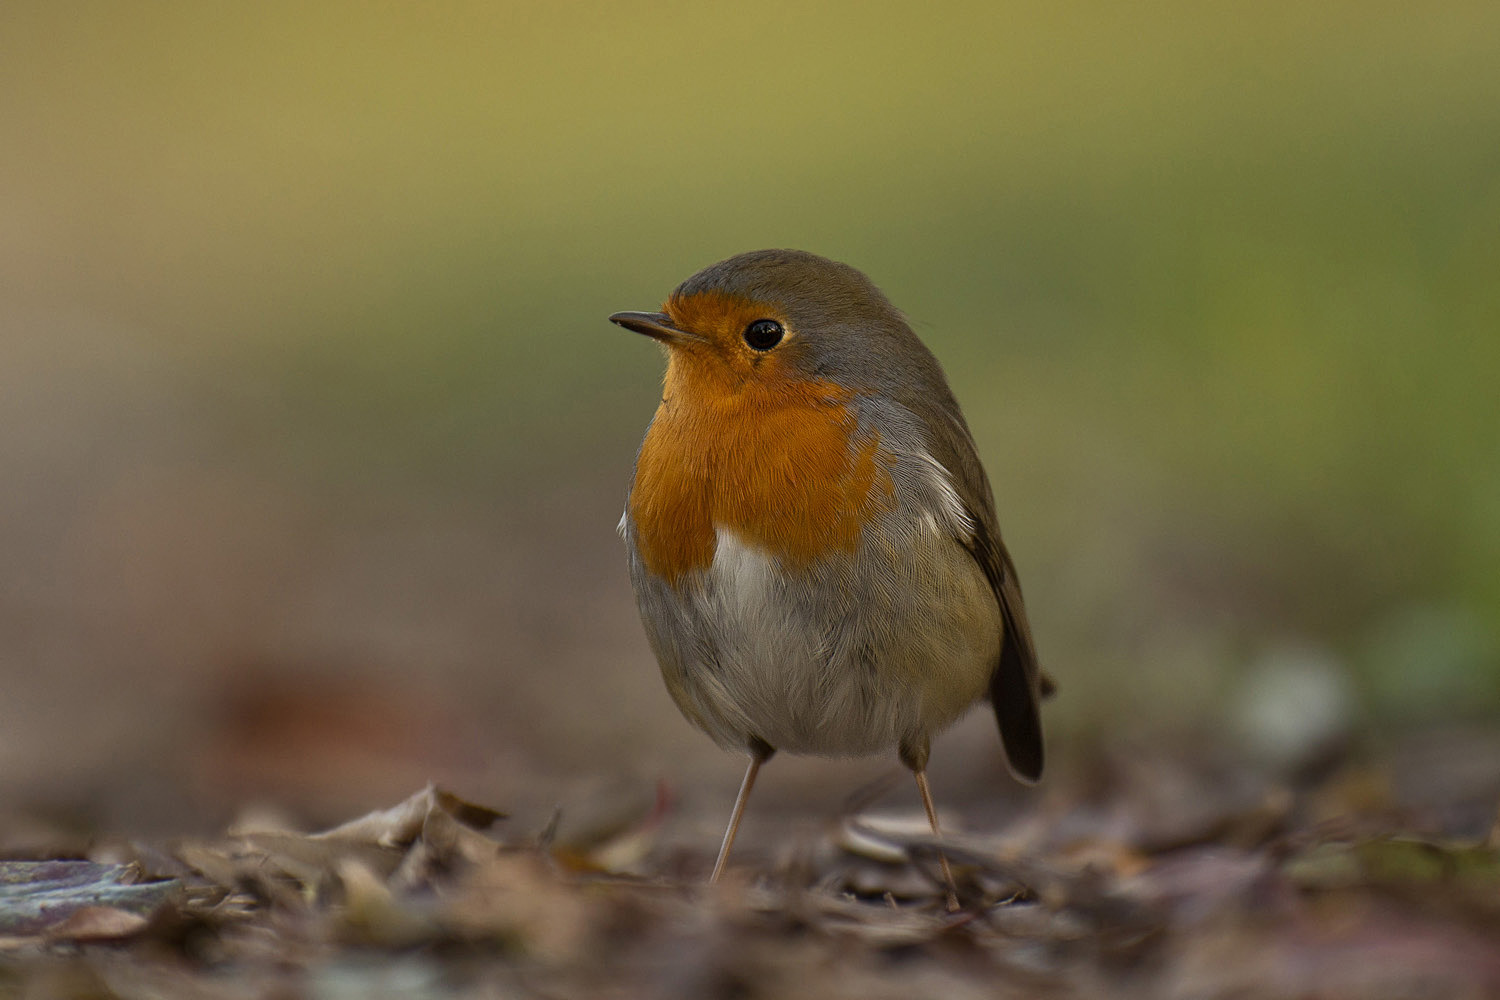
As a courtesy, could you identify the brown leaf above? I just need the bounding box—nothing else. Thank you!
[311,783,504,848]
[45,905,150,942]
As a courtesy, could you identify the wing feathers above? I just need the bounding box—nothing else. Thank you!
[921,411,1046,783]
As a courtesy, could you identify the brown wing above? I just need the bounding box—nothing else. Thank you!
[919,404,1046,783]
[964,517,1045,783]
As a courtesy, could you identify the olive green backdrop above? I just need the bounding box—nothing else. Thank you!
[2,2,1496,825]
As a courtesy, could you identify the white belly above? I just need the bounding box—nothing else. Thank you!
[637,525,1000,757]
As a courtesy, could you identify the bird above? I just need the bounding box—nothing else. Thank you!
[611,249,1045,907]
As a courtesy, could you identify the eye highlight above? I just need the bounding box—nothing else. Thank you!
[743,319,784,351]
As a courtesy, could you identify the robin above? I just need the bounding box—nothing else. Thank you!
[611,249,1046,907]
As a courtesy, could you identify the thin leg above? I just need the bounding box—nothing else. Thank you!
[913,768,960,912]
[710,751,767,883]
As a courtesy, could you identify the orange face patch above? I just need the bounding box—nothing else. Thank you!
[629,292,895,584]
[660,290,795,386]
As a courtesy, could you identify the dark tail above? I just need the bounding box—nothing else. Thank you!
[991,626,1044,783]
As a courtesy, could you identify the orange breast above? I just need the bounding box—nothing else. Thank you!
[629,356,895,586]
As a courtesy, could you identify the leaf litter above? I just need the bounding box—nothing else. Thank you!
[0,747,1498,1000]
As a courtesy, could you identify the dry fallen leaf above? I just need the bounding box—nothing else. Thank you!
[44,905,150,942]
[312,783,505,848]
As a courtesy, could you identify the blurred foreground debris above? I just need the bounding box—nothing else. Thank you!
[0,862,177,945]
[1,760,1499,999]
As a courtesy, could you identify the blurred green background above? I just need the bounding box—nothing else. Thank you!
[2,2,1497,828]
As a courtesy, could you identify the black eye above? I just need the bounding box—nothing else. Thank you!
[743,319,784,351]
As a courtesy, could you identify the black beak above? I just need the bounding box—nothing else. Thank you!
[609,311,701,345]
